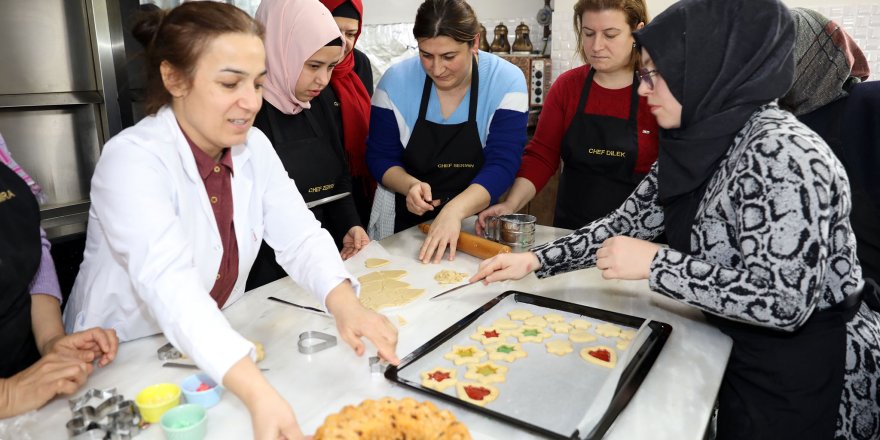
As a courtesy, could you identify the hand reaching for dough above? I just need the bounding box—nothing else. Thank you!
[326,281,400,365]
[341,226,369,260]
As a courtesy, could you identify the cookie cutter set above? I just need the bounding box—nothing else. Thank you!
[482,213,536,250]
[66,388,141,439]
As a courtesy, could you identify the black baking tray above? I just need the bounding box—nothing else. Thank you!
[385,290,672,439]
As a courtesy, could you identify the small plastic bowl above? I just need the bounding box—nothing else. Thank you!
[180,373,223,408]
[135,383,182,424]
[160,403,207,440]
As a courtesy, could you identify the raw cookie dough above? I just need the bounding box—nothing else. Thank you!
[545,339,573,356]
[551,322,573,334]
[508,309,534,321]
[421,367,458,392]
[444,345,487,365]
[514,326,551,343]
[544,313,566,323]
[570,319,592,330]
[470,326,507,345]
[433,269,469,284]
[359,287,425,311]
[252,341,265,362]
[619,329,637,341]
[569,329,598,343]
[523,316,548,328]
[616,339,630,350]
[486,342,528,362]
[464,361,508,384]
[364,258,390,268]
[596,323,622,338]
[456,382,500,407]
[492,318,520,330]
[580,345,617,368]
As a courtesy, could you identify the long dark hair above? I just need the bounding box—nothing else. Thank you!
[413,0,480,45]
[132,2,264,115]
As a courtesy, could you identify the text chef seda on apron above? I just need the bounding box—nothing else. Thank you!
[394,57,484,232]
[555,69,642,229]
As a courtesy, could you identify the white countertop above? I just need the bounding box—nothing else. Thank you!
[13,221,731,439]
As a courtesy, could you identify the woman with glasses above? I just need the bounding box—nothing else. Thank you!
[470,0,880,438]
[366,0,529,264]
[477,0,658,233]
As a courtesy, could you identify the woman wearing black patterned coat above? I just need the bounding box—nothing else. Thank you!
[471,0,880,439]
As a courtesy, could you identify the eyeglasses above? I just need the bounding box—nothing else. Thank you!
[638,68,659,91]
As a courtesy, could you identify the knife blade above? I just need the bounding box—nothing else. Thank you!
[267,296,332,317]
[429,281,478,301]
[306,192,351,208]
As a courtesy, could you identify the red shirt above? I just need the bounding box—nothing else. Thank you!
[517,64,660,192]
[183,131,239,308]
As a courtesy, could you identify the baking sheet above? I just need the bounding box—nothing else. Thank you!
[386,291,672,439]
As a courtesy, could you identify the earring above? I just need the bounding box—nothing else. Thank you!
[632,42,636,48]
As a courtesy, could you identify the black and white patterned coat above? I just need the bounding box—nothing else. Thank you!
[531,103,880,439]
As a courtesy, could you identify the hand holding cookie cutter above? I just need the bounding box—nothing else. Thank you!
[297,331,337,354]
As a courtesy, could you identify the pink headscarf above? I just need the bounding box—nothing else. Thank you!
[256,0,343,115]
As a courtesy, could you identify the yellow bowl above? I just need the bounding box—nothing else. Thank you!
[135,383,182,423]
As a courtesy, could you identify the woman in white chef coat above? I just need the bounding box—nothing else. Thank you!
[62,3,398,438]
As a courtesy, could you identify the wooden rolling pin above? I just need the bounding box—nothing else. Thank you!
[418,223,511,260]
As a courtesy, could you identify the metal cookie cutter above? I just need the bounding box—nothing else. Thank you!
[157,341,183,361]
[482,213,536,250]
[369,356,389,375]
[297,331,337,354]
[66,390,141,439]
[69,388,118,412]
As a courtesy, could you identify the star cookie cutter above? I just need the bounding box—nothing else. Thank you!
[157,341,183,361]
[297,331,337,354]
[368,356,389,375]
[66,390,141,439]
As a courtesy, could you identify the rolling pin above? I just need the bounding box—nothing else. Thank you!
[418,223,511,260]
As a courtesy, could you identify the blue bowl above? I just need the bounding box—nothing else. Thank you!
[180,373,223,408]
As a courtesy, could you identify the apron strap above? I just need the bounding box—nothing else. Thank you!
[627,71,640,122]
[577,68,596,116]
[467,56,479,122]
[418,75,433,120]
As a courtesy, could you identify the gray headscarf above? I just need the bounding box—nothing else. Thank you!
[779,8,870,116]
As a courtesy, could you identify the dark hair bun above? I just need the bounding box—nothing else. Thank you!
[131,4,166,48]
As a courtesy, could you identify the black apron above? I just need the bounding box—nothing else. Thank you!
[246,101,351,290]
[0,164,42,378]
[393,57,484,232]
[707,290,864,440]
[554,69,642,229]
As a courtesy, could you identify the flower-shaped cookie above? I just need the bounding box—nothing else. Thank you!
[486,342,528,363]
[464,361,509,384]
[443,345,487,365]
[580,345,618,368]
[545,339,573,356]
[619,328,637,341]
[551,322,573,334]
[514,326,551,343]
[544,313,566,323]
[616,339,630,350]
[420,367,457,392]
[508,309,534,321]
[523,316,548,328]
[595,323,622,338]
[456,382,500,407]
[469,326,507,345]
[570,319,592,330]
[492,318,520,330]
[569,329,597,343]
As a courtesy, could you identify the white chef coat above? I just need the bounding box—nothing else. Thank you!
[63,106,355,383]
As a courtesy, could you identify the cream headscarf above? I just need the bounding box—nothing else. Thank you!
[255,0,343,115]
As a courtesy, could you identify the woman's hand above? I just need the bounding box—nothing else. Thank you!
[340,226,369,260]
[595,236,660,280]
[44,327,118,367]
[326,283,400,365]
[470,252,541,284]
[0,353,91,418]
[406,181,440,216]
[418,210,464,264]
[224,357,304,440]
[475,202,514,236]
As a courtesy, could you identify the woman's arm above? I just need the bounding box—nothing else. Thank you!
[419,183,491,263]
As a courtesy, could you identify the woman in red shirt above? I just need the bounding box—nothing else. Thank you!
[477,0,658,231]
